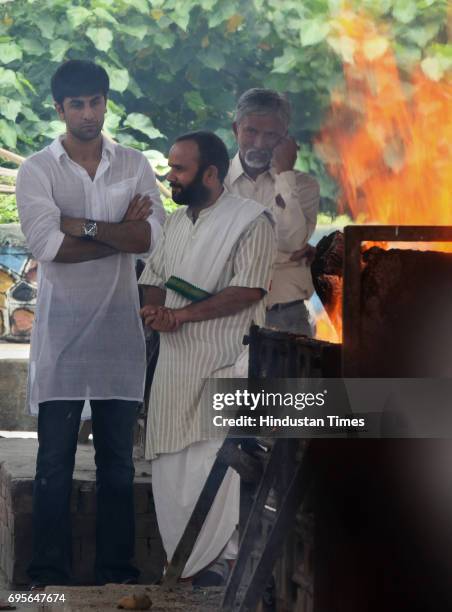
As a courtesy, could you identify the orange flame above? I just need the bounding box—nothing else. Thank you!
[316,297,342,344]
[314,9,452,342]
[316,312,340,344]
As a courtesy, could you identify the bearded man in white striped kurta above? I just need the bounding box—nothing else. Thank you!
[139,131,276,583]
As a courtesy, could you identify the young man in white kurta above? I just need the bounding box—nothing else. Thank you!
[17,136,164,411]
[225,88,320,336]
[16,60,165,588]
[139,131,275,579]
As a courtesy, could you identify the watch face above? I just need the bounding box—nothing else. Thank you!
[84,221,97,238]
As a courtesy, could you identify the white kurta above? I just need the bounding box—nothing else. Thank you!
[139,192,276,459]
[225,153,320,306]
[15,136,165,414]
[139,192,276,577]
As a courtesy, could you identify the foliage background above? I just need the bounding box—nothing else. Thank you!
[0,0,450,221]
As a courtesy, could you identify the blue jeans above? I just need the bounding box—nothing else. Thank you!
[27,399,139,585]
[266,299,313,337]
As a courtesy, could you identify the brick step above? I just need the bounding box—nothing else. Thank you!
[0,438,165,586]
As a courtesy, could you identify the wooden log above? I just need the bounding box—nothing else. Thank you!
[312,230,344,278]
[0,148,24,165]
[0,167,18,177]
[311,230,344,319]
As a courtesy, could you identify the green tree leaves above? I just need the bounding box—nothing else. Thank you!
[272,48,299,74]
[0,98,21,122]
[86,27,113,51]
[0,119,17,148]
[200,47,226,70]
[300,18,331,47]
[0,67,19,91]
[0,0,448,215]
[66,6,91,29]
[124,113,165,140]
[421,45,452,80]
[0,41,22,64]
[107,66,130,93]
[392,0,418,24]
[49,39,69,62]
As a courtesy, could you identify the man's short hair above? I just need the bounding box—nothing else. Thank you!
[175,131,230,182]
[235,88,291,129]
[51,60,109,105]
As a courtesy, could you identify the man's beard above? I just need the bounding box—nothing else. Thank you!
[170,167,211,207]
[244,148,272,169]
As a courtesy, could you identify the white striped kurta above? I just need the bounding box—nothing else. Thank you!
[139,192,275,577]
[139,193,276,459]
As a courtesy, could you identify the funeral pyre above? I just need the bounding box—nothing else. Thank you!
[312,9,452,343]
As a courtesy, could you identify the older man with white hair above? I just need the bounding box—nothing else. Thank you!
[225,88,320,336]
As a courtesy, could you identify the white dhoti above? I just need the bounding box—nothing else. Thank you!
[152,439,240,578]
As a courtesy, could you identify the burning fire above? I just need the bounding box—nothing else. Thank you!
[315,300,341,344]
[314,9,452,342]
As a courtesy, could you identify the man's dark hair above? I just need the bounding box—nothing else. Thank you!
[175,131,230,182]
[51,60,109,105]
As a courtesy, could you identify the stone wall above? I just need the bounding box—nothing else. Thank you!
[0,359,34,431]
[0,439,165,586]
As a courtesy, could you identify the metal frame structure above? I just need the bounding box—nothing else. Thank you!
[342,225,452,376]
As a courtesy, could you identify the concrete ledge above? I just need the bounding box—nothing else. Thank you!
[0,359,34,431]
[0,343,29,360]
[0,438,165,586]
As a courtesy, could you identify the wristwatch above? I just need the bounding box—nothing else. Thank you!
[82,219,98,240]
